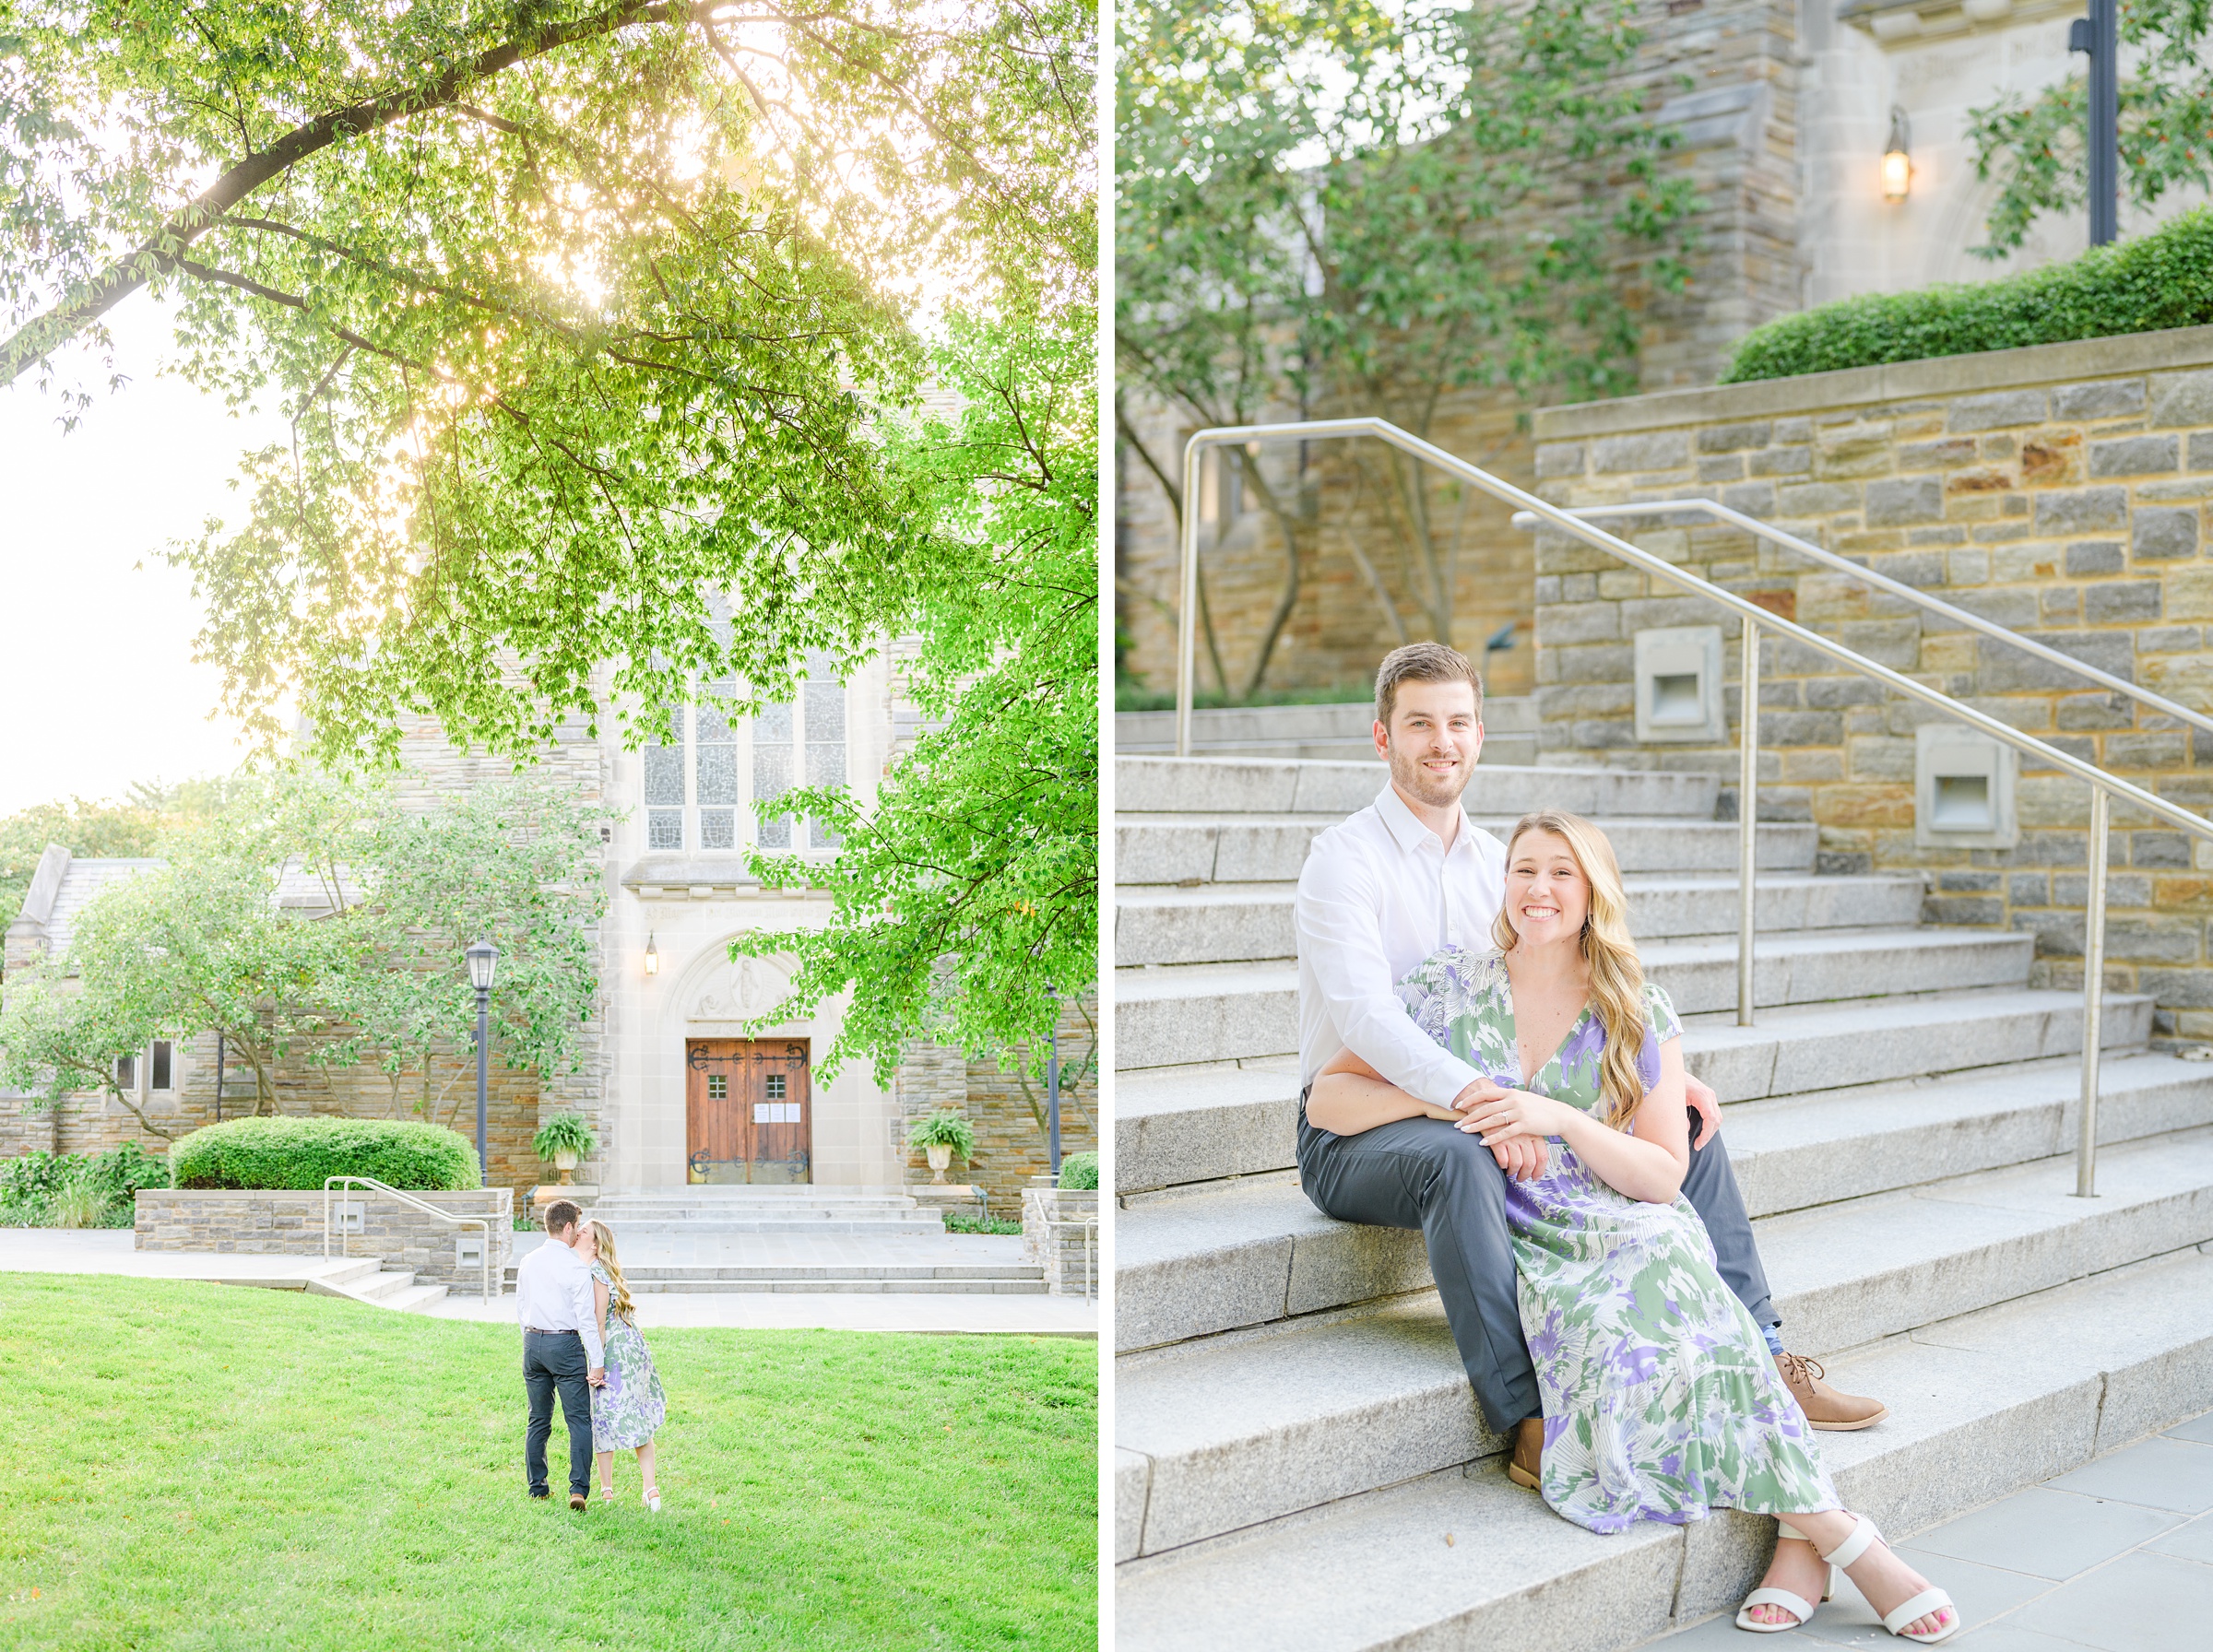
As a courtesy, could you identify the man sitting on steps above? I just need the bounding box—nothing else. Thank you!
[1293,641,1885,1489]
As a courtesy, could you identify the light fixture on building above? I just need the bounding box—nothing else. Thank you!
[645,932,659,976]
[1882,106,1912,202]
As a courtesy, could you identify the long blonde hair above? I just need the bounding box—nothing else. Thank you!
[587,1219,634,1320]
[1491,810,1650,1130]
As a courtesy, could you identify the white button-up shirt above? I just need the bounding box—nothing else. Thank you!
[1296,782,1508,1108]
[515,1235,605,1368]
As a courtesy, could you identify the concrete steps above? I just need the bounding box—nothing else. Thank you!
[1116,872,1927,966]
[306,1262,450,1314]
[496,1260,1046,1294]
[1118,816,1816,886]
[1116,1245,2213,1647]
[1117,700,1539,767]
[584,1186,943,1237]
[1119,1125,2213,1564]
[1117,931,2048,1070]
[1110,749,2213,1648]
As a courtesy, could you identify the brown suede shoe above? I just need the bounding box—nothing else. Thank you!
[569,1493,588,1511]
[1507,1417,1544,1489]
[1776,1351,1888,1431]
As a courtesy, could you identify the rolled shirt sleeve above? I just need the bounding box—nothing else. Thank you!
[569,1260,605,1370]
[1296,851,1483,1110]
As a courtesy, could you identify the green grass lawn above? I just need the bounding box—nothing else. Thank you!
[0,1274,1096,1650]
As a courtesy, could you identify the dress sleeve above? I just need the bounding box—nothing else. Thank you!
[1635,982,1683,1093]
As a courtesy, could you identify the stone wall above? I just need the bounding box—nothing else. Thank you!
[1531,324,2213,1035]
[893,997,1101,1219]
[1021,1186,1098,1297]
[136,1186,514,1290]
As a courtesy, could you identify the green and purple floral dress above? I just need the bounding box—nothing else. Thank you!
[588,1262,667,1452]
[1398,945,1840,1535]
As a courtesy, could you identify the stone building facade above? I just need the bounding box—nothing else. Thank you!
[2,642,1096,1210]
[1116,0,2195,706]
[1529,324,2213,1035]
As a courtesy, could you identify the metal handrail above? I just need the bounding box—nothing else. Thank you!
[324,1174,495,1301]
[1507,497,2213,740]
[1172,416,2213,1198]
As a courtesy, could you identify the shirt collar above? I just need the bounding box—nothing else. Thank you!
[1373,782,1474,857]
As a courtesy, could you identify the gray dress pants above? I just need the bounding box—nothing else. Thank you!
[1296,1094,1774,1435]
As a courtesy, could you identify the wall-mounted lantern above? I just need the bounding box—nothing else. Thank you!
[1882,106,1912,202]
[645,932,660,976]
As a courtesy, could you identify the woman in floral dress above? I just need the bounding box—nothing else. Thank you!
[577,1220,668,1512]
[1308,811,1957,1642]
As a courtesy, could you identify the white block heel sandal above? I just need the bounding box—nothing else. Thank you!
[1734,1522,1832,1634]
[1737,1516,1960,1643]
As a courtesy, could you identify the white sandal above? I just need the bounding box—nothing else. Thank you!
[1739,1516,1960,1643]
[1734,1522,1831,1634]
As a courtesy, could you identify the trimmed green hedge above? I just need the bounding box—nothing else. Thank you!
[1722,207,2213,384]
[1057,1150,1100,1192]
[170,1117,480,1192]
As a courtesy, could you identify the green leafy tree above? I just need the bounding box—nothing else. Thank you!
[1117,0,1698,695]
[4,0,1096,1072]
[1968,0,2213,255]
[735,313,1097,1081]
[0,769,605,1135]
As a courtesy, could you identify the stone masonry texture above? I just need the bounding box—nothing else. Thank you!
[1531,324,2213,1038]
[135,1187,514,1290]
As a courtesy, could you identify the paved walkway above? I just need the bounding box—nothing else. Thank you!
[508,1229,1032,1266]
[1647,1410,2213,1647]
[0,1230,1098,1337]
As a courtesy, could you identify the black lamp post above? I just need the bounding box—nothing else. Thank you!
[466,939,499,1181]
[2071,0,2120,247]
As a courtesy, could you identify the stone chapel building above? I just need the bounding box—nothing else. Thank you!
[3,641,1095,1214]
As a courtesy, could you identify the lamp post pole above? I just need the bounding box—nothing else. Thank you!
[1047,1020,1062,1178]
[2072,0,2121,246]
[465,940,500,1182]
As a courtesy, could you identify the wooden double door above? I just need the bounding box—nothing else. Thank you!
[685,1039,812,1185]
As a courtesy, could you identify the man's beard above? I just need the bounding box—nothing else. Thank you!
[1389,743,1471,809]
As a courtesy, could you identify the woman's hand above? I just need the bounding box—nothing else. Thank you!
[1456,1082,1579,1150]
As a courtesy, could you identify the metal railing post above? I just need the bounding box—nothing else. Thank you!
[1738,618,1760,1027]
[1176,440,1204,758]
[2077,787,2111,1198]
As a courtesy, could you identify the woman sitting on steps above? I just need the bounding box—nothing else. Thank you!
[1307,809,1959,1643]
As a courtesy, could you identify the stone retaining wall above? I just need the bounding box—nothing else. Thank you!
[1531,324,2213,1036]
[1022,1186,1098,1297]
[136,1187,515,1290]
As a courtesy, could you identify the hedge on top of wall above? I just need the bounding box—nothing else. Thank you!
[1721,207,2213,384]
[170,1116,480,1192]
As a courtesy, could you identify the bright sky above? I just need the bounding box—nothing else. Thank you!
[0,293,285,815]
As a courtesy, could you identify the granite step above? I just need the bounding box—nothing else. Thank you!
[1117,1127,2213,1561]
[1113,1245,2213,1648]
[1116,929,2040,1070]
[1117,757,1721,820]
[1116,1029,2165,1353]
[497,1259,1047,1294]
[1117,816,1817,886]
[1115,873,1929,967]
[1112,1004,2174,1200]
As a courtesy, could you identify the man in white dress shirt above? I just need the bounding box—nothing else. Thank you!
[1294,643,1884,1488]
[515,1198,607,1509]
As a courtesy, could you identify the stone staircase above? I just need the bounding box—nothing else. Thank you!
[1111,754,2213,1650]
[303,1257,450,1314]
[1115,697,1540,768]
[503,1186,1047,1294]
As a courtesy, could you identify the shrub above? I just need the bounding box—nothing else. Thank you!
[1722,206,2213,384]
[905,1111,976,1159]
[531,1113,597,1162]
[1057,1150,1099,1192]
[942,1210,1023,1235]
[171,1116,479,1192]
[0,1144,170,1227]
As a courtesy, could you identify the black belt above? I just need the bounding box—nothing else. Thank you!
[524,1326,581,1337]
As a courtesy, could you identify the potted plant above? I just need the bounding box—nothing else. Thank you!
[905,1111,976,1185]
[532,1113,598,1186]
